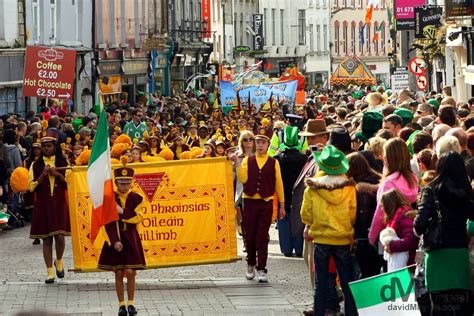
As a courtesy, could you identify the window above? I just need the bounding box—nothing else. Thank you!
[381,22,386,54]
[359,23,364,54]
[298,10,305,45]
[357,0,362,9]
[310,24,314,51]
[366,23,371,55]
[272,9,276,45]
[316,24,321,51]
[280,9,284,45]
[32,0,40,41]
[322,0,327,8]
[351,22,355,55]
[323,24,328,51]
[342,22,348,55]
[334,22,340,55]
[50,0,57,40]
[374,22,379,55]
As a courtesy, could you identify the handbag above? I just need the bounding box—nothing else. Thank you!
[422,186,443,251]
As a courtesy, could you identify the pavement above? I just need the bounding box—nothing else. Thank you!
[0,224,314,315]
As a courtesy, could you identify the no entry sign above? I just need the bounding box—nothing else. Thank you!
[416,74,428,91]
[23,46,76,99]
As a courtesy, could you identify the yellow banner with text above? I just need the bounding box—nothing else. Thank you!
[67,158,238,272]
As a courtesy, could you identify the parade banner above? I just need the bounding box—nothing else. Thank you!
[219,81,237,114]
[67,158,237,272]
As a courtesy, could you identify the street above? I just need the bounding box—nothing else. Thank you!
[0,224,312,315]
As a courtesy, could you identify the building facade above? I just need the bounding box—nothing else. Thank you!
[94,0,149,106]
[306,0,331,87]
[0,0,26,115]
[168,0,212,93]
[330,0,390,84]
[24,0,93,115]
[256,0,308,78]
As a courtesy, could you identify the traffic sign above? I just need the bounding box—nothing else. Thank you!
[416,74,428,91]
[23,46,76,99]
[409,57,427,75]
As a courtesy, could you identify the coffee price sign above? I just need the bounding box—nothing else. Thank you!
[23,46,77,99]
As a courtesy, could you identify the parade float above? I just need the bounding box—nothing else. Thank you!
[330,56,376,88]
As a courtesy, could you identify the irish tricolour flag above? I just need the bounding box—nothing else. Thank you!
[349,266,419,315]
[87,109,118,242]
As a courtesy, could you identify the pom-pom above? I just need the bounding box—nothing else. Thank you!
[120,155,128,167]
[133,138,139,145]
[230,120,237,126]
[114,134,132,146]
[190,148,204,158]
[75,134,81,141]
[158,147,174,160]
[10,167,29,193]
[261,118,270,127]
[111,158,120,165]
[226,134,233,141]
[143,155,165,162]
[179,151,192,160]
[111,143,127,158]
[75,149,91,166]
[240,111,245,116]
[143,131,149,139]
[66,137,71,144]
[41,120,48,130]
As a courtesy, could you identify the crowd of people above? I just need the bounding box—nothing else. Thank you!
[0,85,473,315]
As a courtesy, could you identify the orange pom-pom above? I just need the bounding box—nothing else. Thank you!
[261,118,270,127]
[158,147,174,160]
[111,158,120,165]
[10,167,29,193]
[76,149,91,166]
[120,155,129,167]
[190,148,204,158]
[41,120,48,130]
[179,151,192,160]
[111,143,127,159]
[143,155,165,162]
[75,134,81,141]
[114,134,132,147]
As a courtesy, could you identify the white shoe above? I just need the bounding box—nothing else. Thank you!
[256,270,268,283]
[245,265,255,280]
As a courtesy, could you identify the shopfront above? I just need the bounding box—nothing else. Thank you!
[122,59,149,103]
[0,51,25,115]
[97,60,122,104]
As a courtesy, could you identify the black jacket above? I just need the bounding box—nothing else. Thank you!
[353,174,380,240]
[414,181,474,249]
[276,149,307,213]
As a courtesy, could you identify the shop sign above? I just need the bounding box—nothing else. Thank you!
[23,46,76,99]
[202,0,211,38]
[253,14,264,50]
[122,60,149,76]
[395,0,425,30]
[445,0,474,17]
[235,46,251,53]
[98,61,121,76]
[415,7,442,39]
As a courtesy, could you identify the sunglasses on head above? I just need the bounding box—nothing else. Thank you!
[242,138,255,142]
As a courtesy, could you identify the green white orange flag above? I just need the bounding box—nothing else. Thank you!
[87,109,118,242]
[349,266,419,315]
